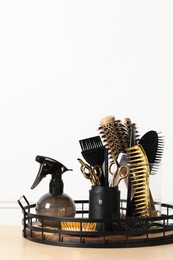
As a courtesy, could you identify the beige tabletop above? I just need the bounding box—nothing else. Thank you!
[0,226,173,260]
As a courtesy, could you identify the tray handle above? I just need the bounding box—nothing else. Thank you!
[17,195,30,213]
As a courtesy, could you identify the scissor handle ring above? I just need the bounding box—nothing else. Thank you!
[115,165,130,187]
[118,165,129,178]
[78,158,91,176]
[109,160,118,175]
[93,165,102,178]
[78,158,97,185]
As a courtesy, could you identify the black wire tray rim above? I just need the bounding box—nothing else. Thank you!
[24,236,173,248]
[24,212,173,223]
[24,221,173,234]
[18,196,173,248]
[19,203,173,223]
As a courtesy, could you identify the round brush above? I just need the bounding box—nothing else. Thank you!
[99,116,137,156]
[99,116,133,186]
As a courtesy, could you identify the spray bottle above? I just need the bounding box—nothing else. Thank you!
[31,155,76,227]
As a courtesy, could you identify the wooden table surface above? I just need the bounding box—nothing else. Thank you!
[0,226,173,260]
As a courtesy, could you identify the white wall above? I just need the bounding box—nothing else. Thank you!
[0,0,173,224]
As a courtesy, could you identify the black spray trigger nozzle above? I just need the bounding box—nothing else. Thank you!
[61,166,72,173]
[36,155,60,167]
[31,155,73,194]
[31,163,46,189]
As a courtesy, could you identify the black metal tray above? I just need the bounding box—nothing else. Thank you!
[18,195,173,248]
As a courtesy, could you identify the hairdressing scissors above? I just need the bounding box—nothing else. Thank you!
[109,160,129,187]
[77,158,102,186]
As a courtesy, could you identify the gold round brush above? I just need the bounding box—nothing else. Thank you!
[99,116,129,162]
[117,118,132,153]
[60,221,96,231]
[99,116,131,183]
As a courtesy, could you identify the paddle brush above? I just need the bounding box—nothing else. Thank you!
[139,130,164,216]
[139,130,164,175]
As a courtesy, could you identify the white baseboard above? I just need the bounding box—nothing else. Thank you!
[0,201,32,224]
[0,201,20,209]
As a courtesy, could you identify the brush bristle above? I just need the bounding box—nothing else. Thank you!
[60,221,96,231]
[151,134,164,174]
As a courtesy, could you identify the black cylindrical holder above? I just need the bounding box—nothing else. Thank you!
[89,186,120,231]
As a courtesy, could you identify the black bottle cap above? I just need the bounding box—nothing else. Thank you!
[49,179,64,195]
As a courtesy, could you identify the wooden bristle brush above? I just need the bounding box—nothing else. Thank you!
[126,144,151,217]
[61,222,96,231]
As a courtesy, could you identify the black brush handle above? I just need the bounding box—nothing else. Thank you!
[126,124,138,217]
[104,148,109,187]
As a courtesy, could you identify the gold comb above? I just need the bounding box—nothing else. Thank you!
[127,144,151,217]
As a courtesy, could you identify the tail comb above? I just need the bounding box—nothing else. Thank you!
[79,136,106,186]
[79,136,103,151]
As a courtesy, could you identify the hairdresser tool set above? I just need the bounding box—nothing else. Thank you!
[18,115,173,248]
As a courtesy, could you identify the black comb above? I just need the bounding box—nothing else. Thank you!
[79,136,103,151]
[79,136,104,166]
[79,136,106,186]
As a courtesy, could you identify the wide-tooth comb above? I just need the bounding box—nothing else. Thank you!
[127,144,151,217]
[139,131,164,175]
